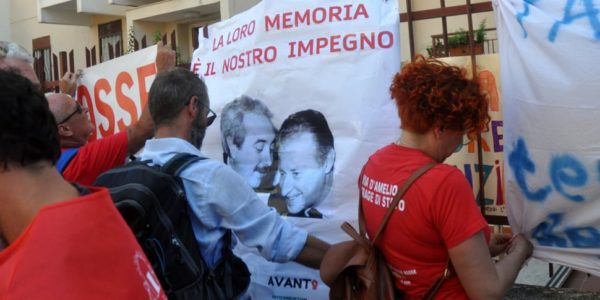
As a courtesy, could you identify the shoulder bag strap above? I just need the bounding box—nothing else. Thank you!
[359,161,453,299]
[422,259,453,300]
[359,162,436,244]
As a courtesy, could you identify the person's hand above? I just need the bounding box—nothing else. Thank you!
[155,41,176,73]
[489,233,511,257]
[506,234,534,258]
[59,71,80,96]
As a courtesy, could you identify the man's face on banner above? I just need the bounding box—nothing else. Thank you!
[278,131,331,214]
[228,112,276,188]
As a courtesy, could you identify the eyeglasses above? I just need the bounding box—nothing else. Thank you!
[57,102,83,125]
[185,96,217,127]
[195,99,217,127]
[204,105,217,127]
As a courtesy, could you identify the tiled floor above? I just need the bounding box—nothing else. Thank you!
[515,258,600,292]
[562,271,600,292]
[515,258,554,285]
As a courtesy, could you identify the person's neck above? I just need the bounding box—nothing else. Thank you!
[60,138,85,149]
[395,130,441,162]
[0,163,78,244]
[154,124,192,142]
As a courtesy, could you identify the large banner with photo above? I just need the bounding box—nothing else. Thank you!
[76,46,158,141]
[191,0,400,298]
[495,0,600,275]
[441,55,505,217]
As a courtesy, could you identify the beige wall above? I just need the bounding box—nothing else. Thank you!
[10,0,100,71]
[132,21,166,44]
[220,0,260,19]
[0,1,10,41]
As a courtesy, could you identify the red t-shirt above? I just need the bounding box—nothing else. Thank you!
[0,187,167,300]
[360,144,488,300]
[62,131,129,186]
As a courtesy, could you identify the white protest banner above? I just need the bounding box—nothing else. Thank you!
[442,54,505,218]
[76,46,158,141]
[192,0,400,298]
[495,0,600,275]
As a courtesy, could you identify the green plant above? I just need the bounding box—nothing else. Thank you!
[475,19,487,43]
[127,26,136,53]
[447,19,487,48]
[153,30,163,44]
[426,41,445,58]
[447,29,469,47]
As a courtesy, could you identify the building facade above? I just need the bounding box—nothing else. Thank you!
[10,0,260,90]
[9,0,494,90]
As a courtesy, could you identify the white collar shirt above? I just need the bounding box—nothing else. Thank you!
[140,137,308,268]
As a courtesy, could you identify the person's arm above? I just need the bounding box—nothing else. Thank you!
[294,235,330,269]
[125,42,175,155]
[155,41,176,73]
[489,232,511,257]
[59,71,79,97]
[448,232,533,300]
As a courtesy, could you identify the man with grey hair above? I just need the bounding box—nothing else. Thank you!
[0,41,39,88]
[0,41,79,93]
[220,95,277,190]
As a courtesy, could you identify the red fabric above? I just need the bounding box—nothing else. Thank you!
[62,131,129,186]
[360,144,489,300]
[0,188,167,300]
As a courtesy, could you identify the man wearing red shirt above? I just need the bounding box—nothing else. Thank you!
[46,43,175,186]
[0,69,166,299]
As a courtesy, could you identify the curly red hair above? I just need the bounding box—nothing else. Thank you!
[390,56,490,138]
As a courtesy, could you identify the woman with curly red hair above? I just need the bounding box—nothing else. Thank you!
[359,57,533,299]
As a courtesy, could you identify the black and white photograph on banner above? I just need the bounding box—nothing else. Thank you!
[220,95,278,191]
[221,97,336,219]
[268,109,335,219]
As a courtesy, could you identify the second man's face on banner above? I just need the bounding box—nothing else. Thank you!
[278,131,333,214]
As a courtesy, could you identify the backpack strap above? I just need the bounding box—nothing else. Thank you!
[221,230,234,298]
[163,152,244,298]
[71,183,90,196]
[162,153,205,176]
[56,148,80,174]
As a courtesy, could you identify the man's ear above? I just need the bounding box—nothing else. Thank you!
[226,136,238,160]
[186,96,199,117]
[322,148,335,174]
[57,124,73,137]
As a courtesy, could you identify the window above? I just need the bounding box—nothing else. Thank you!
[32,36,52,84]
[98,19,123,62]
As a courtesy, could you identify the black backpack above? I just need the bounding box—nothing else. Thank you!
[94,153,250,299]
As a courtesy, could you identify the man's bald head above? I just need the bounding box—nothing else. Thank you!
[47,93,75,122]
[0,41,39,88]
[47,93,94,147]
